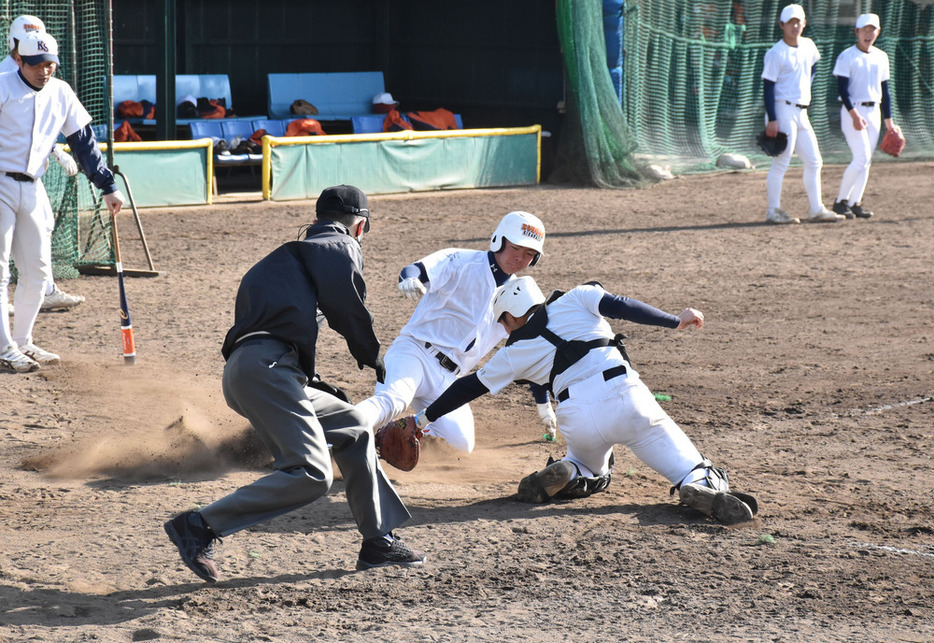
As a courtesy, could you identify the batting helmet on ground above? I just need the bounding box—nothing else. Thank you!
[490,211,545,266]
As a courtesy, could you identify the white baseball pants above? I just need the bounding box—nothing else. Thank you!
[766,101,824,215]
[355,334,476,452]
[837,104,882,206]
[555,366,704,485]
[0,175,53,350]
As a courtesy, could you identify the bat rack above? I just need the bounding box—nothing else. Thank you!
[77,167,160,278]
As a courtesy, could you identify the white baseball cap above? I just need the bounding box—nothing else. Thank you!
[780,4,806,23]
[8,14,45,52]
[372,92,398,106]
[856,13,881,29]
[19,31,59,65]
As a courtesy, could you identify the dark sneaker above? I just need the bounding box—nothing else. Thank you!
[357,533,426,570]
[164,511,220,583]
[850,202,873,219]
[832,199,854,219]
[517,460,577,503]
[679,483,756,525]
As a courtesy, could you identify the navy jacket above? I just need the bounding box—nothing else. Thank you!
[221,221,380,379]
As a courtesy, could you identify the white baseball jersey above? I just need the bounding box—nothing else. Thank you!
[833,45,890,104]
[476,284,628,397]
[475,283,703,483]
[0,55,17,73]
[762,37,821,105]
[397,248,509,373]
[0,71,91,179]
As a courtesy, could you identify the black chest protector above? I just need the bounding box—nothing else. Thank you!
[507,290,631,395]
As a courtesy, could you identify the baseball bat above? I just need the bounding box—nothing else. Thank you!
[111,211,137,365]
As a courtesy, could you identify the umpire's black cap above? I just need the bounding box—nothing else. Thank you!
[316,185,370,231]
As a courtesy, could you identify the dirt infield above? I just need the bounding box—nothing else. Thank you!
[2,161,933,642]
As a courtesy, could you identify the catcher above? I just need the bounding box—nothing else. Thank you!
[831,13,904,220]
[357,211,557,472]
[402,276,758,525]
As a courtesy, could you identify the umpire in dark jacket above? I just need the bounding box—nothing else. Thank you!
[165,185,425,583]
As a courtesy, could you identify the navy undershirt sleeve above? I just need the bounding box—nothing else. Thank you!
[399,261,428,284]
[65,125,118,194]
[425,373,489,422]
[764,79,777,121]
[881,80,892,120]
[598,293,680,328]
[838,76,854,111]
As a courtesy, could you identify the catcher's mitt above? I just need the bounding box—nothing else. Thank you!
[880,128,905,157]
[756,130,788,157]
[374,416,423,471]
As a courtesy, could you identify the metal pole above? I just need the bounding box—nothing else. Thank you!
[105,0,114,168]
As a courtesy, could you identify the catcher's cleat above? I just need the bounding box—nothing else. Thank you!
[164,511,221,583]
[356,533,426,570]
[849,202,873,219]
[678,483,756,525]
[517,460,577,503]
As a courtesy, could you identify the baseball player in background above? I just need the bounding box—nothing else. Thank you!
[354,211,555,457]
[411,276,758,524]
[2,15,85,313]
[0,31,125,374]
[831,13,901,220]
[761,4,844,225]
[164,185,425,583]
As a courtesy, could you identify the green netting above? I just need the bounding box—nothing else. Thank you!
[551,0,654,187]
[620,0,934,174]
[2,0,113,281]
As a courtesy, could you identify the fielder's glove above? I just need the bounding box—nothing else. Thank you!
[880,127,906,157]
[537,402,558,442]
[756,130,788,157]
[399,277,426,301]
[375,415,424,472]
[52,145,79,177]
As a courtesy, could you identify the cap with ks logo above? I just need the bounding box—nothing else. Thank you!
[19,31,59,66]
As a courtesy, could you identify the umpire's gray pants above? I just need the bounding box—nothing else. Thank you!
[199,337,411,541]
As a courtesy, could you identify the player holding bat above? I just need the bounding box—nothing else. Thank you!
[0,31,124,374]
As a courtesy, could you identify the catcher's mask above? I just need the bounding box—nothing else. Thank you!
[316,184,370,232]
[493,275,546,322]
[490,211,545,266]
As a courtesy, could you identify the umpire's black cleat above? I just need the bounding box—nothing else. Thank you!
[356,533,426,570]
[164,511,221,583]
[849,202,874,219]
[517,460,577,503]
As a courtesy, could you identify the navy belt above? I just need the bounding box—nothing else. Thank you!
[556,365,627,402]
[5,172,34,182]
[425,342,458,373]
[784,101,808,109]
[859,101,875,107]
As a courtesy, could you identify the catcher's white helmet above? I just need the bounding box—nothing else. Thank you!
[493,275,545,322]
[490,211,545,266]
[8,15,45,52]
